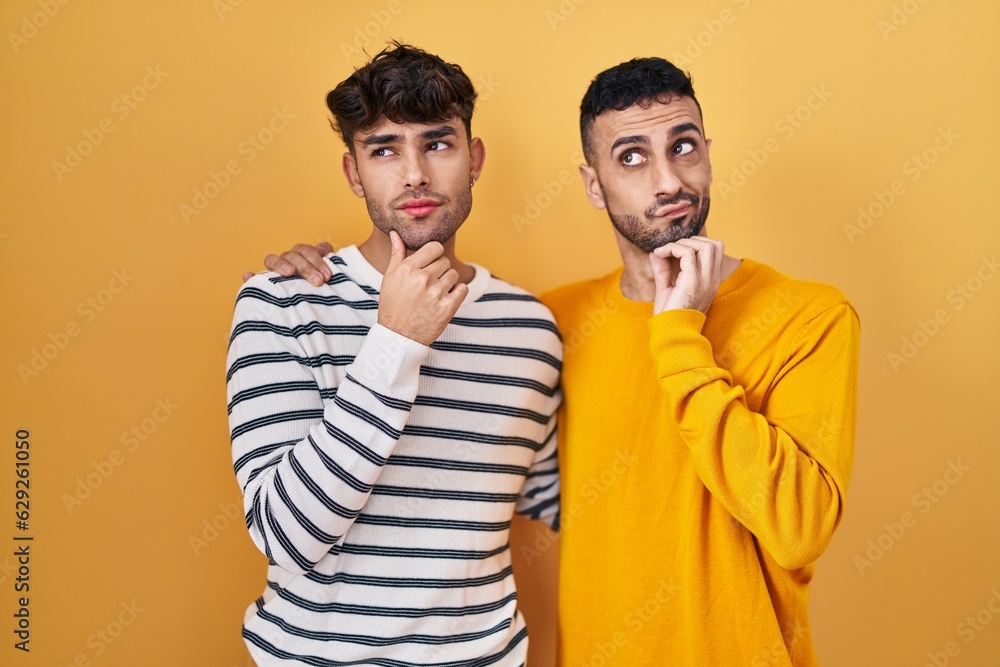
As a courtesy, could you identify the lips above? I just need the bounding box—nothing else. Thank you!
[653,202,692,219]
[397,199,441,217]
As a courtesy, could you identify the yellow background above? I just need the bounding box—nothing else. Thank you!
[2,0,998,665]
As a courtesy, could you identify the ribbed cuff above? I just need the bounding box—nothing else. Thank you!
[349,323,429,401]
[647,309,715,377]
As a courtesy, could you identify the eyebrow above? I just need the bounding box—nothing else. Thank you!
[608,123,704,157]
[610,135,648,156]
[670,122,704,139]
[360,125,457,147]
[419,125,457,140]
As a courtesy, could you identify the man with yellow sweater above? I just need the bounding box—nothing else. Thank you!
[251,56,859,666]
[543,57,859,665]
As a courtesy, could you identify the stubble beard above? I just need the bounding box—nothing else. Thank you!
[606,190,711,253]
[367,188,473,251]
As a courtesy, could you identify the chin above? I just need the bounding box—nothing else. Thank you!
[397,227,456,250]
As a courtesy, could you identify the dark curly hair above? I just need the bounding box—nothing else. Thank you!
[579,57,702,163]
[327,41,477,152]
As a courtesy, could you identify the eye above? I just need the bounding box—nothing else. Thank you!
[371,147,396,158]
[621,150,647,166]
[673,140,695,156]
[427,141,450,151]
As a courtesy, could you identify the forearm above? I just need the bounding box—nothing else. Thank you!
[664,371,846,567]
[650,307,859,569]
[229,320,428,574]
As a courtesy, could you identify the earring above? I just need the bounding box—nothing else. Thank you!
[470,177,476,188]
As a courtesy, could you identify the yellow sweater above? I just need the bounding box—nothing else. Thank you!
[540,259,860,667]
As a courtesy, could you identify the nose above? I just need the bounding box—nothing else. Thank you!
[652,158,682,199]
[402,151,429,189]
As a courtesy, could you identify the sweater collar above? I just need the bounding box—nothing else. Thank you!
[604,257,760,318]
[333,245,492,305]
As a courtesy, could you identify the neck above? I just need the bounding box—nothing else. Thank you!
[357,229,476,283]
[615,228,742,302]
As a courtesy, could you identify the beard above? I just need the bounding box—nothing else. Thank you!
[366,187,473,251]
[606,189,710,253]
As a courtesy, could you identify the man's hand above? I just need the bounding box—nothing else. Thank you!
[379,231,468,346]
[649,237,724,315]
[241,242,334,286]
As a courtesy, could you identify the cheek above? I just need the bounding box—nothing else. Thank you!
[438,160,472,187]
[601,176,640,207]
[685,163,712,190]
[358,168,393,198]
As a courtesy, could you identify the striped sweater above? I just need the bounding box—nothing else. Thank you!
[226,245,561,666]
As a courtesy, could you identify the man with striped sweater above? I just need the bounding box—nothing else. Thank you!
[227,43,561,665]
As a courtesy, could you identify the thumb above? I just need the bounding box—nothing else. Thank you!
[386,230,405,273]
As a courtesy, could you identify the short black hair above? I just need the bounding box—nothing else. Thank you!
[579,57,702,163]
[327,41,477,152]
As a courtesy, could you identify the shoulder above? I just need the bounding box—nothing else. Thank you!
[233,252,366,318]
[466,275,563,358]
[740,259,859,326]
[236,270,296,304]
[235,270,316,313]
[539,276,606,308]
[539,271,618,327]
[474,274,557,323]
[238,270,306,296]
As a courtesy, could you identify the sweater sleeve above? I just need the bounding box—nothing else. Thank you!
[514,388,561,531]
[226,276,428,574]
[648,303,860,569]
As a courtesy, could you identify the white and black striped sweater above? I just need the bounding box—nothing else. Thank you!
[226,245,561,666]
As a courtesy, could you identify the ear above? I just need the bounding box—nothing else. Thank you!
[579,163,607,210]
[705,137,713,183]
[469,136,485,183]
[342,152,365,198]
